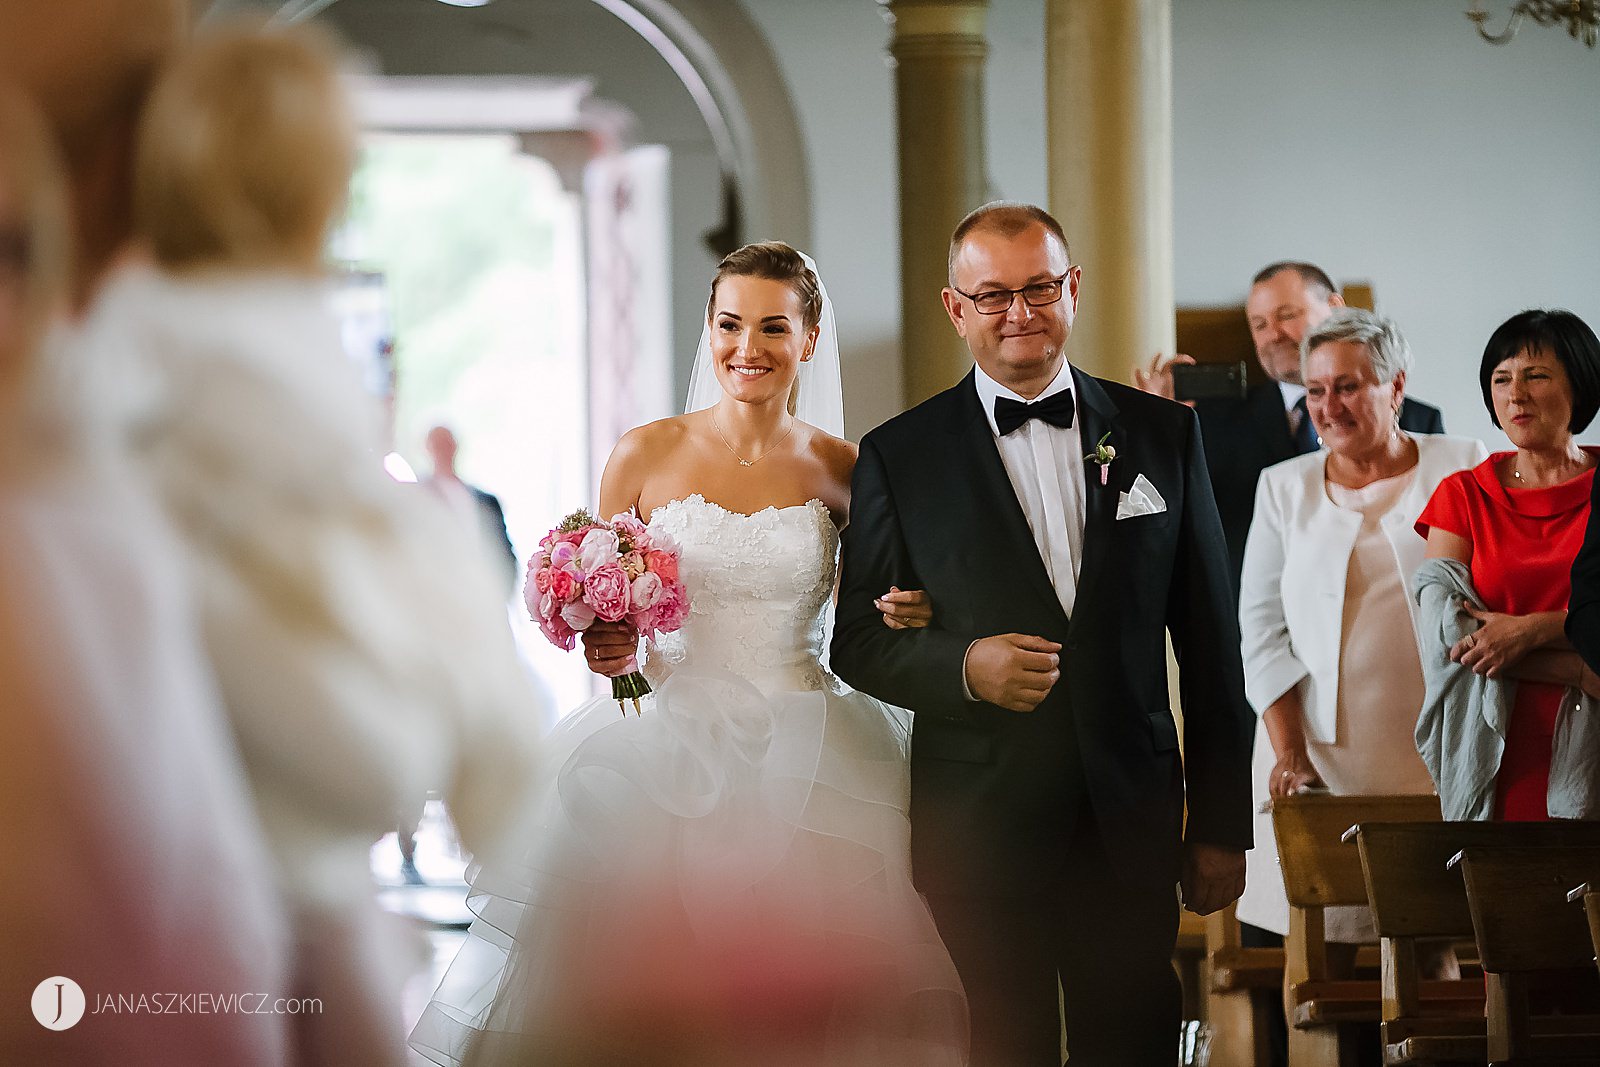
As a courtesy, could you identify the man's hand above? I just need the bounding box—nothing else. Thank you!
[1180,842,1246,916]
[877,586,933,630]
[964,634,1062,712]
[580,620,638,677]
[1132,352,1196,408]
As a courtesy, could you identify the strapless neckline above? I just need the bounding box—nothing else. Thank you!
[652,492,829,523]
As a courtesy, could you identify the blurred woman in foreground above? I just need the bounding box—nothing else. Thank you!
[0,87,294,1065]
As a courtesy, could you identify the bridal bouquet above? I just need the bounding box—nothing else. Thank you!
[525,508,689,713]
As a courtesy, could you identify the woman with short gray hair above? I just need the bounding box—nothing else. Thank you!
[1235,308,1485,940]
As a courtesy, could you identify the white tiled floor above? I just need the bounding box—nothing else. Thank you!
[371,800,472,1038]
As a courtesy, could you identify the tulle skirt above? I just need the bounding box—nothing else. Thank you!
[408,666,968,1066]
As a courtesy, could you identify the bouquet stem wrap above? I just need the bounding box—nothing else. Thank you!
[611,669,651,715]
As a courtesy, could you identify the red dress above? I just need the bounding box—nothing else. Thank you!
[1416,451,1597,820]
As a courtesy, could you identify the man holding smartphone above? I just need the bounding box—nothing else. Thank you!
[1136,261,1445,592]
[1135,261,1445,1067]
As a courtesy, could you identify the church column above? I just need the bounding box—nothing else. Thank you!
[883,0,989,407]
[1046,0,1174,381]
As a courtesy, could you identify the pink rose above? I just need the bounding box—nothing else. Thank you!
[578,528,620,572]
[581,563,632,623]
[549,568,576,602]
[532,566,553,595]
[644,549,679,586]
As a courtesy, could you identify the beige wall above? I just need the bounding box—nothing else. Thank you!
[306,0,1600,445]
[742,0,1600,444]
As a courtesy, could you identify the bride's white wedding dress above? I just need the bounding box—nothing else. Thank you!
[410,493,967,1065]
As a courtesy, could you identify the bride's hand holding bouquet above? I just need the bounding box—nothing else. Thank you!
[525,508,688,713]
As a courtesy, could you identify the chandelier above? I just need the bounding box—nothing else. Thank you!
[1467,0,1599,46]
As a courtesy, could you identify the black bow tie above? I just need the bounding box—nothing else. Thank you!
[994,390,1076,436]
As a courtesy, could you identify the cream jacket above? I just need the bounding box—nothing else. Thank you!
[1238,434,1486,740]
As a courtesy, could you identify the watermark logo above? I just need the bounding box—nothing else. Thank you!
[31,977,85,1030]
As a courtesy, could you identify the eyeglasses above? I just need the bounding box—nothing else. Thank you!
[952,274,1070,315]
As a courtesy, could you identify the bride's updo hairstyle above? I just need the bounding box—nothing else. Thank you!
[706,241,823,332]
[134,20,354,275]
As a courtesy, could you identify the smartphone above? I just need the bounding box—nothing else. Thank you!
[1172,361,1247,402]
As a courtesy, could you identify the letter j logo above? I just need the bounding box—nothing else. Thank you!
[31,977,86,1030]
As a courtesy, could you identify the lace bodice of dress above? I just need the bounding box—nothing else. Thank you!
[644,494,837,694]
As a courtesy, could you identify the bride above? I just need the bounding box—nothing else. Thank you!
[410,243,968,1066]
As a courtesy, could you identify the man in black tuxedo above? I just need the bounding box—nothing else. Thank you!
[831,202,1254,1066]
[1138,262,1445,591]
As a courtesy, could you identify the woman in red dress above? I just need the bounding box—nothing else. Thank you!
[1417,309,1600,820]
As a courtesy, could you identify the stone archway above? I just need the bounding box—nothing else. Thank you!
[252,0,812,255]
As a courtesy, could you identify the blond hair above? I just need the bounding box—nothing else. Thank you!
[134,19,355,274]
[0,90,72,400]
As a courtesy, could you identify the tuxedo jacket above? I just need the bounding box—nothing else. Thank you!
[831,368,1255,900]
[1196,383,1445,592]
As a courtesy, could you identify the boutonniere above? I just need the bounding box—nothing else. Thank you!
[1084,432,1116,486]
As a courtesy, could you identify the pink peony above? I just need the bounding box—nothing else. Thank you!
[582,563,632,623]
[523,575,543,622]
[644,549,679,585]
[562,599,598,632]
[578,528,620,573]
[645,585,689,636]
[549,568,577,602]
[611,511,648,544]
[629,571,664,612]
[536,600,577,650]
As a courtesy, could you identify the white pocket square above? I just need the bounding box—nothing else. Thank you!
[1116,474,1167,520]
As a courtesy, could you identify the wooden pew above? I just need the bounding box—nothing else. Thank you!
[1202,901,1284,1067]
[1569,882,1600,982]
[1270,793,1450,1067]
[1452,845,1600,1064]
[1347,822,1600,1064]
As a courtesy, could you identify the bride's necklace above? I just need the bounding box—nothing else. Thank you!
[712,411,794,467]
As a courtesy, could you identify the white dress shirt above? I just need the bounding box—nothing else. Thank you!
[1279,380,1308,437]
[972,361,1086,616]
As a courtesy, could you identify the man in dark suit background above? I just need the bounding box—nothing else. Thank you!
[1137,262,1445,591]
[421,424,518,591]
[832,202,1254,1066]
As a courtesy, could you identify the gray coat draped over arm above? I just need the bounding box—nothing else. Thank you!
[1411,556,1600,820]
